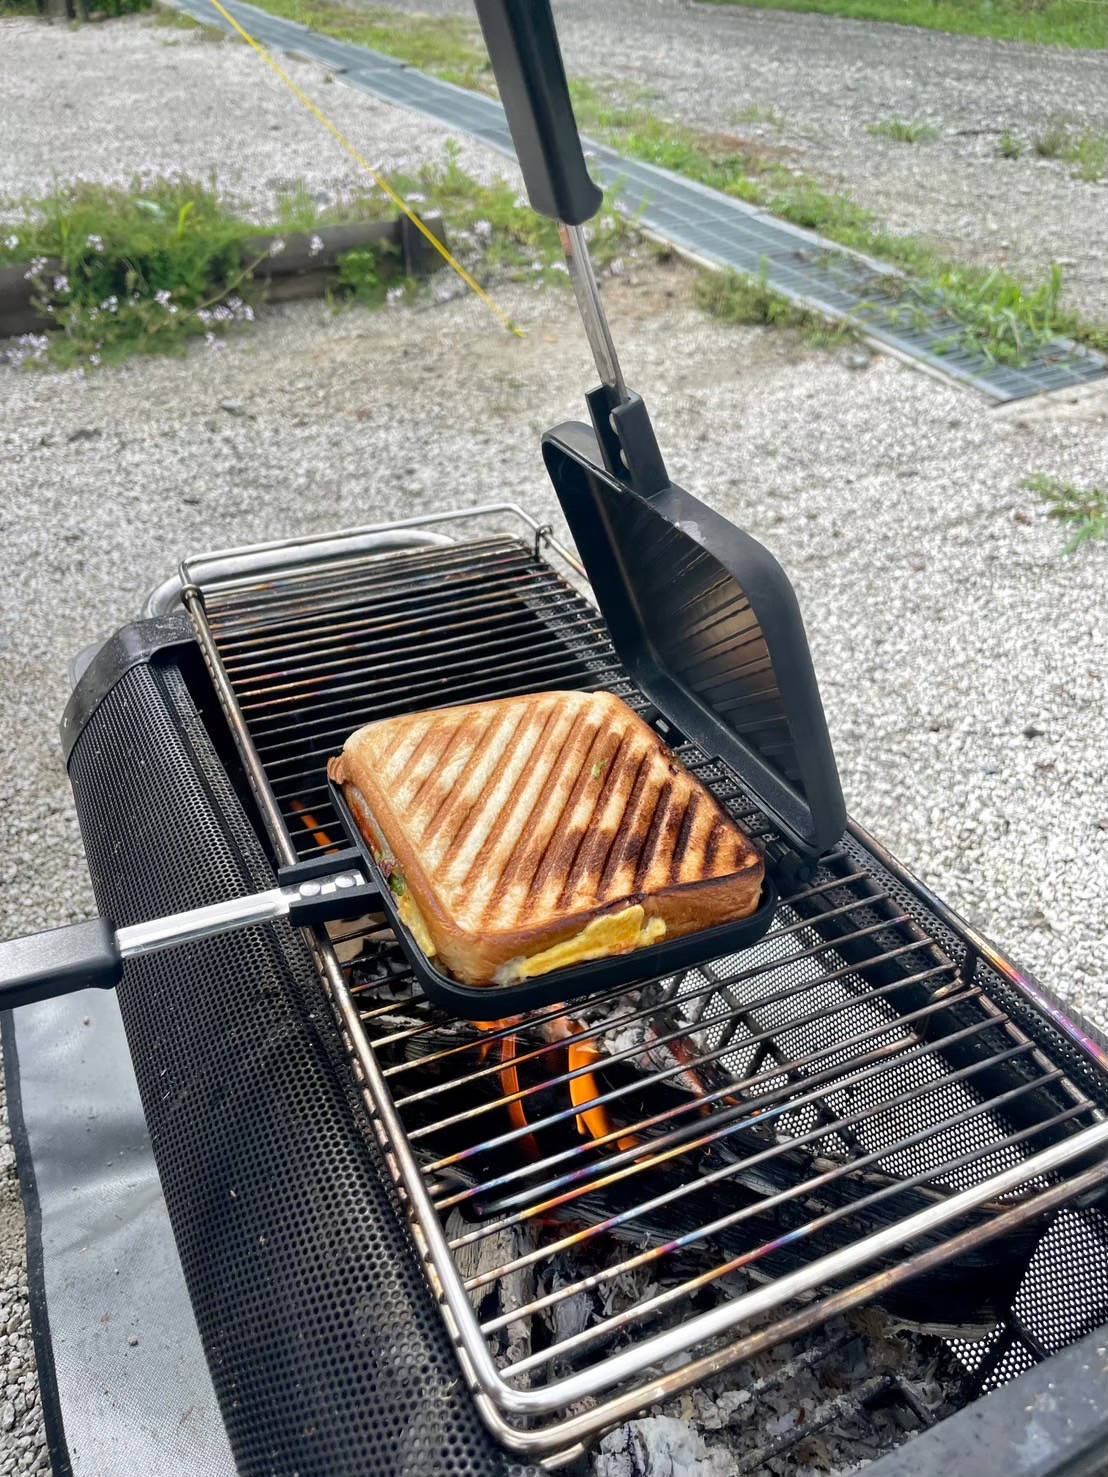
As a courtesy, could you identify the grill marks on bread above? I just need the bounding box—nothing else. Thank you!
[344,692,758,935]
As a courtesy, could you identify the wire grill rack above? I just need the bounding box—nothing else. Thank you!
[181,513,1108,1460]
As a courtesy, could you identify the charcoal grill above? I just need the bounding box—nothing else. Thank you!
[9,0,1108,1468]
[78,501,1098,1467]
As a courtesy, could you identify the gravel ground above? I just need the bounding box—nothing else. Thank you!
[0,12,509,217]
[1,13,1107,1475]
[376,0,1108,320]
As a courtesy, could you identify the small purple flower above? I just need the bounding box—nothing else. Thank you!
[53,275,69,294]
[268,237,286,257]
[89,353,101,366]
[308,234,324,257]
[3,235,18,251]
[154,289,172,307]
[87,234,104,252]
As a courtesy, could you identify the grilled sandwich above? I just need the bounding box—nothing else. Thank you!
[328,690,764,987]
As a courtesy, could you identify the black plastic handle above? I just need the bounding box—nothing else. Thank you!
[0,917,121,1010]
[474,0,602,224]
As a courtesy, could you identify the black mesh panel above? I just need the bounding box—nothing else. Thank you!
[66,657,536,1477]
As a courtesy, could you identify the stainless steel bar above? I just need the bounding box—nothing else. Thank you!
[479,1147,1108,1454]
[391,947,944,1106]
[380,870,879,1074]
[438,1031,1045,1219]
[496,1119,1108,1417]
[560,223,628,403]
[184,586,299,856]
[394,912,929,1098]
[116,867,365,957]
[220,560,580,649]
[479,1056,1069,1334]
[146,530,451,618]
[239,620,613,719]
[450,1005,996,1264]
[226,591,599,679]
[209,535,532,621]
[404,941,948,1139]
[233,596,598,700]
[176,502,585,599]
[252,660,627,770]
[503,1100,1088,1380]
[209,539,533,628]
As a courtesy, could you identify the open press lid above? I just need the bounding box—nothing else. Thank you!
[542,420,846,862]
[471,0,844,864]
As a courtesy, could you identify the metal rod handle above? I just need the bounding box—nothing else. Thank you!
[560,223,628,404]
[0,867,371,1010]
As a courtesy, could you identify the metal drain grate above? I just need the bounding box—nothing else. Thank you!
[171,0,1107,403]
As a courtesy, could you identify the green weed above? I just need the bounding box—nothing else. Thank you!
[1023,474,1108,554]
[2,177,264,369]
[695,265,854,348]
[733,103,786,128]
[1,151,639,369]
[234,0,495,91]
[698,2,1105,50]
[1033,123,1107,180]
[998,131,1026,159]
[866,119,939,143]
[148,7,227,40]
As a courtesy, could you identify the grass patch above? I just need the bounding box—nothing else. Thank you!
[1,177,269,369]
[999,131,1026,159]
[695,265,854,347]
[393,141,635,288]
[699,1,1106,50]
[0,153,639,368]
[565,82,1105,364]
[148,6,227,40]
[184,0,1108,362]
[865,118,939,143]
[233,0,495,90]
[1032,122,1107,180]
[88,0,154,13]
[1023,474,1108,553]
[733,102,785,128]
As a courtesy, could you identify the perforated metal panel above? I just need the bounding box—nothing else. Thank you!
[66,657,538,1477]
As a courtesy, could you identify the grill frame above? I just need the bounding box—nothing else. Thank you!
[173,506,1108,1461]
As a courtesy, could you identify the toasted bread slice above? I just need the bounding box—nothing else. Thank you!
[329,690,764,987]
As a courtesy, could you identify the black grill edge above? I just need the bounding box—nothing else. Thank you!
[66,651,538,1477]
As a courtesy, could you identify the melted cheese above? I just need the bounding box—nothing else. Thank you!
[495,906,666,986]
[394,883,437,959]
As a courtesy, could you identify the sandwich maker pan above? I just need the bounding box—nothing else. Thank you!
[327,777,778,1016]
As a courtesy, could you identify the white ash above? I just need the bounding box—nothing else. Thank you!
[596,1416,735,1477]
[591,1311,970,1477]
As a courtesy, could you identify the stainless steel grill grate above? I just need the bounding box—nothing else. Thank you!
[181,509,1108,1462]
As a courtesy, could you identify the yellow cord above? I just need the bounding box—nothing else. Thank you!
[205,0,523,337]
